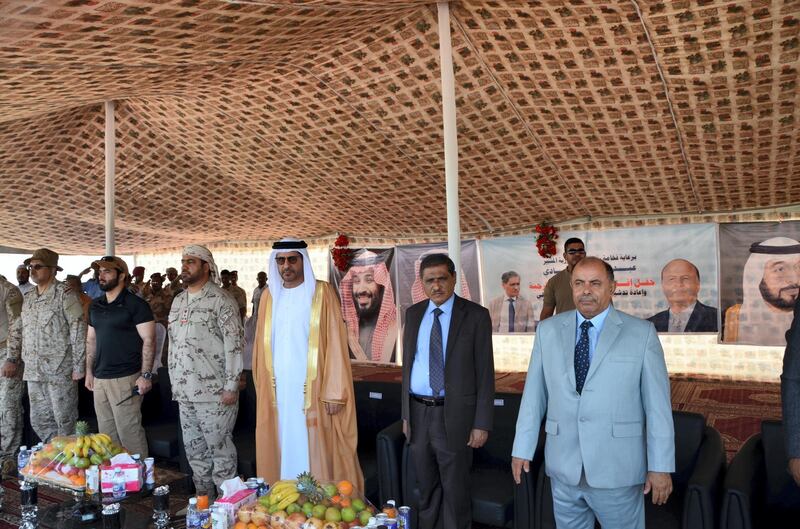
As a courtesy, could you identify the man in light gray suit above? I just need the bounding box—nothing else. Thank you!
[511,257,675,529]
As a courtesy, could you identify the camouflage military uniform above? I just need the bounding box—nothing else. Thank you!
[166,279,183,297]
[145,288,173,326]
[222,284,247,317]
[0,276,23,465]
[9,280,86,442]
[168,281,243,494]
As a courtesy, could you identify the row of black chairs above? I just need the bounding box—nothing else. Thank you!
[370,385,800,529]
[19,378,800,528]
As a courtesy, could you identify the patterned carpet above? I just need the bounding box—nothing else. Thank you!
[352,364,783,461]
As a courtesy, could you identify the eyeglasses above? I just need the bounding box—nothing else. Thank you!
[566,249,586,255]
[27,264,50,271]
[275,256,300,265]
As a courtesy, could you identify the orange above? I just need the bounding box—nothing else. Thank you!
[337,480,353,497]
[233,523,247,529]
[340,497,351,508]
[247,523,257,529]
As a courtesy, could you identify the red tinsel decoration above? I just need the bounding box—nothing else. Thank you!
[535,222,559,258]
[332,234,353,272]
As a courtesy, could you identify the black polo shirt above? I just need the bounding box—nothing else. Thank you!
[89,288,154,379]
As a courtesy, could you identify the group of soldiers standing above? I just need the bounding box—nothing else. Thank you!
[0,246,254,494]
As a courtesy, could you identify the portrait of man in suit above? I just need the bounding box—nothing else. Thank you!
[512,256,675,529]
[648,258,718,333]
[487,270,536,333]
[401,253,495,529]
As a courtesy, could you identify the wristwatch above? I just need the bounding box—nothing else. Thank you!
[141,371,153,380]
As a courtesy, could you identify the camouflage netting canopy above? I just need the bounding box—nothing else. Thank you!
[1,0,798,254]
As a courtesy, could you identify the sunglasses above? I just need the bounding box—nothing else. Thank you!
[275,256,300,265]
[27,264,51,271]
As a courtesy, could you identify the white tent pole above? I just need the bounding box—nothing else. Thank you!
[104,101,116,255]
[437,1,461,290]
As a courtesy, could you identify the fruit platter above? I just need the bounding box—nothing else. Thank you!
[20,420,127,491]
[234,472,377,529]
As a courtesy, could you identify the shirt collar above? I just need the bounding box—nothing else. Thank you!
[576,304,612,330]
[505,296,517,302]
[670,301,696,318]
[427,293,456,315]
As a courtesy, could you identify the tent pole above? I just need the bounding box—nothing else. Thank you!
[437,1,461,290]
[104,101,115,255]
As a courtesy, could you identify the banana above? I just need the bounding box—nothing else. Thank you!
[91,438,104,454]
[269,484,296,505]
[276,492,300,511]
[97,433,112,445]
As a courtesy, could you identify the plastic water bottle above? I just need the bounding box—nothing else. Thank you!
[186,497,200,529]
[17,445,30,477]
[256,477,269,497]
[112,467,126,499]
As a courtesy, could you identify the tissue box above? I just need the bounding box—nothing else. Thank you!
[100,463,143,493]
[215,488,256,524]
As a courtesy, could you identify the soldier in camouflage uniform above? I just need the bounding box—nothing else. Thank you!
[145,273,173,326]
[9,249,86,442]
[0,274,23,470]
[168,245,243,497]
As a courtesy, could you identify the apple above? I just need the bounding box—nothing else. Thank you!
[302,518,324,529]
[350,498,365,512]
[287,503,301,514]
[324,507,342,522]
[358,510,372,525]
[285,512,308,529]
[270,510,287,529]
[302,502,314,516]
[340,507,355,523]
[251,509,268,526]
[312,504,327,519]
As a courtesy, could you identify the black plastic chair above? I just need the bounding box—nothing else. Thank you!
[535,410,724,529]
[721,420,800,529]
[376,392,525,528]
[353,380,402,505]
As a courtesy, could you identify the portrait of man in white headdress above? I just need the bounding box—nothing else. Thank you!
[723,236,800,346]
[338,249,398,364]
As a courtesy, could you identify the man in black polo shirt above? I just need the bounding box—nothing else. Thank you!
[85,256,155,457]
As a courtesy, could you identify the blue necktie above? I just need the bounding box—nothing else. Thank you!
[575,320,593,395]
[508,299,516,332]
[429,308,444,395]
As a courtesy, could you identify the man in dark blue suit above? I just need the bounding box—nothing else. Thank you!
[648,259,718,332]
[783,297,800,485]
[401,253,495,529]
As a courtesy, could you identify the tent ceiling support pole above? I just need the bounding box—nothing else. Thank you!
[105,101,116,255]
[437,1,461,290]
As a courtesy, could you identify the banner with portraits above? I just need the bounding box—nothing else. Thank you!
[329,248,398,364]
[480,224,719,334]
[719,222,800,347]
[393,240,481,327]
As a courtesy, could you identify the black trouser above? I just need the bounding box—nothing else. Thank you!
[409,399,472,529]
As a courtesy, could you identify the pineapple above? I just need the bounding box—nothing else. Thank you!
[296,471,325,503]
[75,420,91,436]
